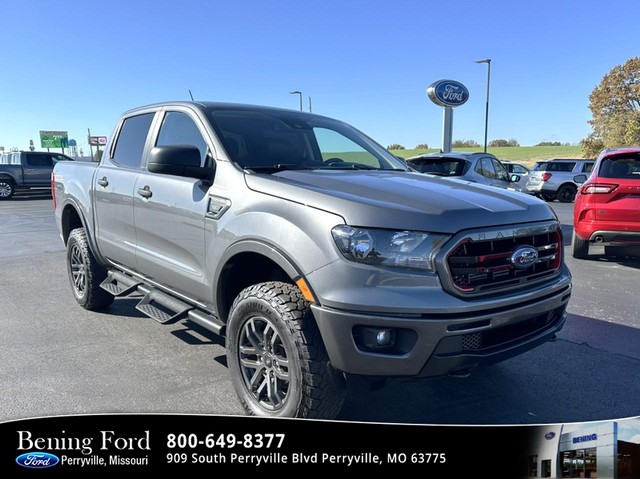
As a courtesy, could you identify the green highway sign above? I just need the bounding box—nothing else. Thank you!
[39,130,69,148]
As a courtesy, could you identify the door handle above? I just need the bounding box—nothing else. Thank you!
[97,177,109,187]
[137,185,153,198]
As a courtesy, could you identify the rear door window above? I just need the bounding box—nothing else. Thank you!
[112,113,155,168]
[25,153,54,167]
[582,162,594,173]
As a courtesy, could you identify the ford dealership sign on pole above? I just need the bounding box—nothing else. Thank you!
[427,80,469,153]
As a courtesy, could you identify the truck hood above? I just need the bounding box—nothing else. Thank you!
[244,170,556,233]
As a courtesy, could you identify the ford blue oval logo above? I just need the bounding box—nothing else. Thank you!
[510,246,539,269]
[427,79,470,108]
[545,432,556,440]
[16,452,60,469]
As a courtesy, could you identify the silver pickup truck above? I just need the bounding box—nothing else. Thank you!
[52,101,572,419]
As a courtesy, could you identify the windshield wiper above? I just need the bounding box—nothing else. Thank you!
[315,163,378,170]
[244,163,313,172]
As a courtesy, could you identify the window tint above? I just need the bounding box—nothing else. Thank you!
[547,162,575,172]
[112,113,154,168]
[25,153,54,167]
[492,159,509,181]
[476,157,496,178]
[582,162,594,173]
[599,156,640,179]
[156,111,207,164]
[208,108,403,171]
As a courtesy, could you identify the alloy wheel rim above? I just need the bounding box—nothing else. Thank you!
[70,244,87,295]
[238,316,290,411]
[0,184,11,197]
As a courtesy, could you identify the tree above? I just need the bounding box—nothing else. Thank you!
[581,57,640,157]
[387,144,405,150]
[452,139,479,148]
[415,143,429,150]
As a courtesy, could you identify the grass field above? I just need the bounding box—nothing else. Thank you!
[390,145,587,168]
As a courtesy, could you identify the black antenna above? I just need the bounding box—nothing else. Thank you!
[188,89,194,101]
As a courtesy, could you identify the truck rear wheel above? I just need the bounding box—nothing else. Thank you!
[0,179,15,200]
[226,281,346,419]
[66,228,114,310]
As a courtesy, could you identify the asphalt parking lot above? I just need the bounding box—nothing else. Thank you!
[1,191,639,425]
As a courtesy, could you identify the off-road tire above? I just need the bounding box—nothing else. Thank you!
[226,281,346,419]
[571,230,589,259]
[66,228,114,310]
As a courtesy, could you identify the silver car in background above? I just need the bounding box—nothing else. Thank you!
[406,152,524,191]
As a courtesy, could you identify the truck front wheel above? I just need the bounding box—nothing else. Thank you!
[66,228,114,310]
[226,281,346,419]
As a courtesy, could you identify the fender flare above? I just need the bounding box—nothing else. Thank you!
[215,239,303,284]
[60,198,108,265]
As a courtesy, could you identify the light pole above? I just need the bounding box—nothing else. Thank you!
[289,90,303,111]
[475,58,491,153]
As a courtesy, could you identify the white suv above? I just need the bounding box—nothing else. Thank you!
[524,158,595,202]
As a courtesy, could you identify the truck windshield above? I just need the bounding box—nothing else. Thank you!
[207,107,407,172]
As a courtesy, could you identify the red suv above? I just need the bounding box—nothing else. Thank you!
[572,147,640,259]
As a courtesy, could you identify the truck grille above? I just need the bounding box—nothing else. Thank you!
[446,228,562,295]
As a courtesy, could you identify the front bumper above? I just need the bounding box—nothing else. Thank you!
[311,280,571,378]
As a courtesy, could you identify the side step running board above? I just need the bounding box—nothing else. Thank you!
[135,290,192,324]
[188,309,225,336]
[100,271,142,297]
[100,269,226,335]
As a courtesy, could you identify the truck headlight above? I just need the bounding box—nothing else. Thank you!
[331,225,449,272]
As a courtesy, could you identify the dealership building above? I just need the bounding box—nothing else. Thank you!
[528,421,640,478]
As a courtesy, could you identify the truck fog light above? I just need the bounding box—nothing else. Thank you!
[355,326,396,351]
[376,329,392,346]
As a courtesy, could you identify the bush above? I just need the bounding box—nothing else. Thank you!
[387,144,405,150]
[415,143,429,149]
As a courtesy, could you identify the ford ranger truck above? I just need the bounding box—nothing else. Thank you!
[52,101,572,419]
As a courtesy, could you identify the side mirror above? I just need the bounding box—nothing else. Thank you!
[573,174,587,184]
[148,146,212,181]
[510,174,521,182]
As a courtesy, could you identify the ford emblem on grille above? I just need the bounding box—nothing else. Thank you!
[510,246,539,269]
